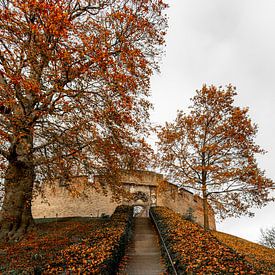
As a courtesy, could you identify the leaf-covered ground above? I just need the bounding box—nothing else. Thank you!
[212,230,275,274]
[151,206,258,274]
[2,206,274,274]
[0,219,100,273]
[0,206,133,274]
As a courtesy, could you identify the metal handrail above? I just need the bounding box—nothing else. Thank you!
[149,208,178,275]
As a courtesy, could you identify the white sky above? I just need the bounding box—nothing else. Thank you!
[150,0,275,242]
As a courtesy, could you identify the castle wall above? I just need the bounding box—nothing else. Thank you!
[120,170,163,187]
[32,179,120,218]
[157,181,216,230]
[32,171,216,230]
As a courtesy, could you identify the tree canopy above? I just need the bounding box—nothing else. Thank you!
[0,0,168,241]
[156,85,274,229]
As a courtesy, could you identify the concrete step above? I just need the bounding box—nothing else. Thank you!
[118,217,166,275]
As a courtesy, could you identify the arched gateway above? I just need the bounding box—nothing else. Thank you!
[32,170,216,229]
[119,171,159,218]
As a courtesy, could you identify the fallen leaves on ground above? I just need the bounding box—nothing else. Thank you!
[0,205,133,274]
[212,230,275,274]
[151,206,257,274]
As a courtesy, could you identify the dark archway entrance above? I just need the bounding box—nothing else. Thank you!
[131,191,149,217]
[133,205,146,217]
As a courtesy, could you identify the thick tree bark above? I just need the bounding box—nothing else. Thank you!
[0,136,35,242]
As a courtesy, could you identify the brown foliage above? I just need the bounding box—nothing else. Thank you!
[0,205,133,274]
[151,206,257,274]
[156,85,274,228]
[0,219,104,273]
[0,0,167,240]
[212,230,275,273]
[0,0,168,185]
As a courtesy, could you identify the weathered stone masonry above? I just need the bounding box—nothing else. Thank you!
[32,170,216,230]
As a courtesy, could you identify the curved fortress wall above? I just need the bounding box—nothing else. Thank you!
[32,170,216,230]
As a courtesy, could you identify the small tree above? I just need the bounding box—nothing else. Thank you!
[183,207,196,222]
[259,226,275,249]
[157,85,274,230]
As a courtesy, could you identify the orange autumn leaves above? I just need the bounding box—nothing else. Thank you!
[0,219,104,273]
[46,206,134,274]
[0,0,167,240]
[0,206,134,274]
[151,207,258,274]
[156,85,274,226]
[212,231,275,274]
[46,227,124,274]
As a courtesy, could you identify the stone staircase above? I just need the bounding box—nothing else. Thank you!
[118,217,166,275]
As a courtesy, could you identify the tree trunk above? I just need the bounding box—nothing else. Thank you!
[202,186,209,230]
[0,137,35,242]
[202,170,209,230]
[201,151,209,230]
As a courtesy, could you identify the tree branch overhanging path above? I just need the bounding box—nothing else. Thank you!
[0,0,168,241]
[156,85,274,230]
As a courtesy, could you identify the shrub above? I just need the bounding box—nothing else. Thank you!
[183,207,196,222]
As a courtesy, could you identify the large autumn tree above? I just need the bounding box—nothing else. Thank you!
[156,85,274,230]
[0,0,168,241]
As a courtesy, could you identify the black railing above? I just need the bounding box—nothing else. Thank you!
[149,208,178,275]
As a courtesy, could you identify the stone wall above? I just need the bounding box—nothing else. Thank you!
[32,178,120,218]
[157,181,216,229]
[32,170,216,229]
[120,170,163,186]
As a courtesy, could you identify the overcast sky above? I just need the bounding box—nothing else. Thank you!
[150,0,275,242]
